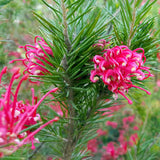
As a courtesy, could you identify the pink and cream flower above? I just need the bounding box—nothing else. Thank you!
[10,36,53,80]
[0,67,58,157]
[90,44,152,104]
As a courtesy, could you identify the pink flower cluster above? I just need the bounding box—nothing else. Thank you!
[99,102,124,117]
[0,67,58,157]
[87,111,139,160]
[90,41,152,104]
[10,36,53,80]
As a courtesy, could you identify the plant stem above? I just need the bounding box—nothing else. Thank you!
[127,0,136,47]
[61,1,76,159]
[61,0,71,52]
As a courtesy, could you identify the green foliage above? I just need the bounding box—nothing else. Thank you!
[0,0,13,7]
[21,0,160,159]
[30,0,116,159]
[126,133,159,160]
[111,0,158,52]
[1,0,160,159]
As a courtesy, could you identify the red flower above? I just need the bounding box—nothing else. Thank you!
[129,133,138,146]
[0,67,58,157]
[87,139,98,153]
[10,36,53,82]
[106,121,118,129]
[157,53,160,62]
[90,45,152,104]
[97,129,107,136]
[157,79,160,87]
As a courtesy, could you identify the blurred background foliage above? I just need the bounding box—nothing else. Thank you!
[0,0,160,160]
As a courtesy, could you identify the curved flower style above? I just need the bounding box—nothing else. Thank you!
[93,39,110,50]
[90,44,153,104]
[10,36,53,79]
[0,67,58,157]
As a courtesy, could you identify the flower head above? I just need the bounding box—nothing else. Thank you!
[90,45,152,104]
[10,36,53,82]
[87,139,98,153]
[0,67,58,157]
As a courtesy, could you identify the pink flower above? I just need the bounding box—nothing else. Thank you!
[0,67,59,157]
[97,129,107,136]
[117,142,127,155]
[49,102,68,117]
[90,45,152,104]
[118,132,126,144]
[141,0,146,6]
[8,51,21,58]
[87,139,98,153]
[133,126,139,131]
[10,36,53,82]
[98,105,123,117]
[103,142,118,159]
[106,121,118,129]
[157,52,160,62]
[93,39,110,50]
[122,116,134,129]
[129,133,138,146]
[157,80,160,87]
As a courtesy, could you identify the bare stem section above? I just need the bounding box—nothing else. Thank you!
[61,1,76,159]
[127,0,136,47]
[61,0,71,52]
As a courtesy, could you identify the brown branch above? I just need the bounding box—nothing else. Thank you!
[61,1,76,160]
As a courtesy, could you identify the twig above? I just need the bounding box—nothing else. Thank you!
[61,0,71,52]
[61,1,76,159]
[127,0,136,47]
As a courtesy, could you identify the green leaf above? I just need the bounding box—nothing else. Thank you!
[68,7,92,25]
[126,0,133,20]
[41,0,62,21]
[33,12,62,34]
[67,0,85,19]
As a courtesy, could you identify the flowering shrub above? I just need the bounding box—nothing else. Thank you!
[0,0,159,159]
[90,40,152,104]
[87,109,139,160]
[0,67,58,157]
